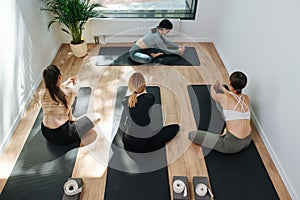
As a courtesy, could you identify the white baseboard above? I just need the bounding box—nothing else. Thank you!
[178,37,215,43]
[251,112,298,200]
[212,39,232,72]
[0,45,59,156]
[84,35,215,44]
[50,46,60,63]
[0,76,42,156]
[212,39,298,200]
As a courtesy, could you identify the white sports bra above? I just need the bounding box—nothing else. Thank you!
[223,92,251,121]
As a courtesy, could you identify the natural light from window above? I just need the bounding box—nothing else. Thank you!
[91,0,197,19]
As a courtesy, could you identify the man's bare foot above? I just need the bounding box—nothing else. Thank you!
[151,52,164,58]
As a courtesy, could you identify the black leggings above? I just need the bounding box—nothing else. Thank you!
[41,116,94,145]
[122,124,179,153]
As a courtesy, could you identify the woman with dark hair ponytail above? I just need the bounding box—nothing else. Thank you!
[189,71,252,154]
[42,65,68,108]
[120,72,179,153]
[39,65,101,145]
[129,19,186,64]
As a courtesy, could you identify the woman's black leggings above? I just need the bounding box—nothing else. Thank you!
[41,116,94,145]
[123,124,180,153]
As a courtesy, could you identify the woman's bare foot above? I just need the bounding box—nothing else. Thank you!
[80,129,97,147]
[151,52,164,58]
[178,45,186,55]
[86,113,101,125]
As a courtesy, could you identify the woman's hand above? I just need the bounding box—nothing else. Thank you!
[214,80,222,92]
[63,76,77,87]
[69,76,77,85]
[214,80,230,94]
[178,45,186,55]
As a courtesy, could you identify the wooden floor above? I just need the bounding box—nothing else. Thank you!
[0,42,291,199]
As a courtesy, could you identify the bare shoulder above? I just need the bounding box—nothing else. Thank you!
[244,94,250,104]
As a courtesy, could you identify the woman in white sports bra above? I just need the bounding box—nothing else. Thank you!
[189,71,252,153]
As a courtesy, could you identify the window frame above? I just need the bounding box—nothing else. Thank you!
[96,0,198,20]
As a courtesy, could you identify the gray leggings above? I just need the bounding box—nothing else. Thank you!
[129,44,164,64]
[188,130,252,154]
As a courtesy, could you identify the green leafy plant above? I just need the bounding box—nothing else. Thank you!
[40,0,102,44]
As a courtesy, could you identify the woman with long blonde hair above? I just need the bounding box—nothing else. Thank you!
[121,72,179,153]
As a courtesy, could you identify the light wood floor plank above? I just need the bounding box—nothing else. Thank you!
[0,43,291,200]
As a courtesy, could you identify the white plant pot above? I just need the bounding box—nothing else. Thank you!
[70,40,87,58]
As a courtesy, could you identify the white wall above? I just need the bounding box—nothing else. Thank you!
[59,0,223,43]
[0,0,60,153]
[214,0,300,199]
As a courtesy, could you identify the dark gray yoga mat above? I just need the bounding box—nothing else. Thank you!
[0,87,91,200]
[72,87,91,118]
[104,86,171,200]
[96,46,200,66]
[187,85,279,200]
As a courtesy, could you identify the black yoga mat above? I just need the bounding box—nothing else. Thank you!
[0,87,91,200]
[96,46,200,66]
[104,86,171,200]
[187,85,279,200]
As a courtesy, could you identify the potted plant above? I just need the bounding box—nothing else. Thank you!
[40,0,102,57]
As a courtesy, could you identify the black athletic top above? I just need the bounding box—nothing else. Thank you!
[121,93,162,139]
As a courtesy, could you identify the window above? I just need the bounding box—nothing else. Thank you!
[91,0,198,19]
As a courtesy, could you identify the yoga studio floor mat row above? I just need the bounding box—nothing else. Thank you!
[187,85,279,200]
[104,86,171,200]
[96,46,200,66]
[0,87,91,200]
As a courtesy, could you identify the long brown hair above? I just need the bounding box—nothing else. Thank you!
[43,64,68,108]
[128,72,146,108]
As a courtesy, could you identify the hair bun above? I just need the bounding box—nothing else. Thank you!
[157,19,173,29]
